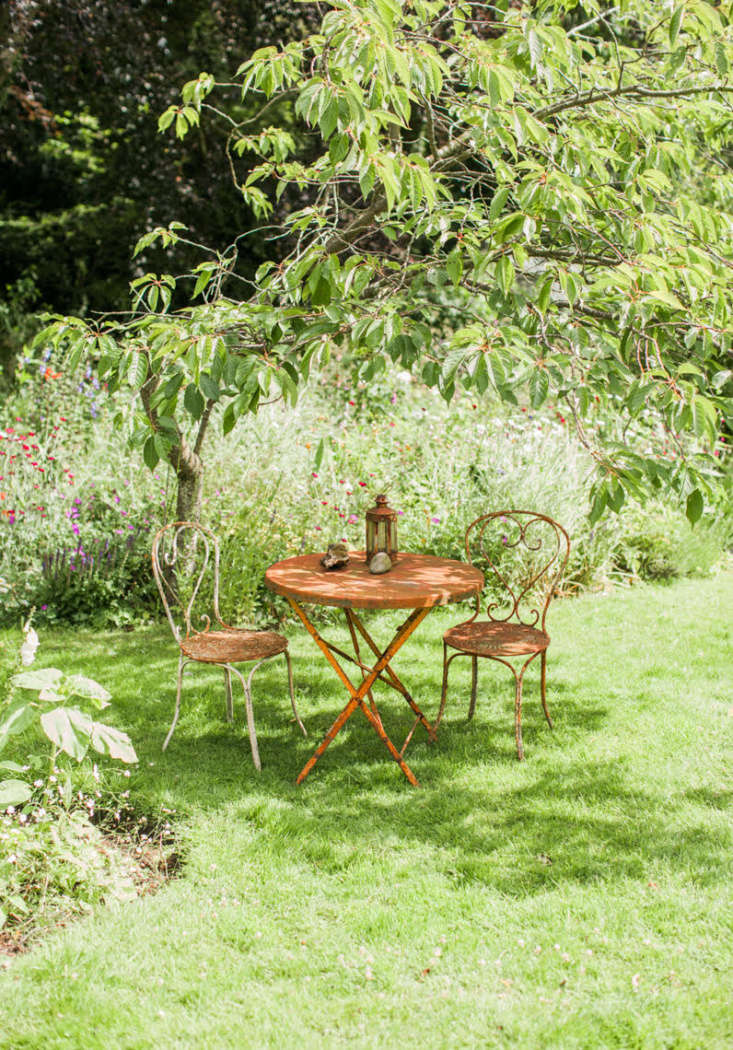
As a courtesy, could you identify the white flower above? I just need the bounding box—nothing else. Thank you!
[20,626,40,666]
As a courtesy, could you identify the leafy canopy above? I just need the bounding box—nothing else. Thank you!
[41,0,732,522]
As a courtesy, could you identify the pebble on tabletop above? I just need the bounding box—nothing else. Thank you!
[368,552,392,574]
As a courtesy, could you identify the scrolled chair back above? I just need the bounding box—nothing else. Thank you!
[151,521,225,642]
[464,510,570,632]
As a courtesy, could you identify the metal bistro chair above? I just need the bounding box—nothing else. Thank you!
[438,511,570,760]
[152,521,306,769]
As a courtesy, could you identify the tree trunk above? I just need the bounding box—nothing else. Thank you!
[173,442,204,523]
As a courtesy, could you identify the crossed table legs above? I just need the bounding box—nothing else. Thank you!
[286,598,437,786]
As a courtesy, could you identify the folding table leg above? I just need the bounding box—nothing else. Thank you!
[345,609,383,732]
[287,598,428,786]
[349,610,437,744]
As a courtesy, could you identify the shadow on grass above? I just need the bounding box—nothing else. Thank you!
[36,622,730,902]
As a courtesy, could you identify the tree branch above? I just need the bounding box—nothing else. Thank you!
[535,82,733,121]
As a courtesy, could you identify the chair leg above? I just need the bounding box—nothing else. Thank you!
[224,668,234,723]
[468,655,478,720]
[244,666,262,772]
[435,643,453,732]
[163,654,185,751]
[285,650,307,737]
[230,665,261,771]
[540,650,553,729]
[514,672,525,762]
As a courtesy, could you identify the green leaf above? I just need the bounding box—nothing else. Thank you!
[669,5,684,45]
[497,256,515,296]
[589,484,608,525]
[685,488,703,525]
[607,482,625,513]
[12,668,63,692]
[0,780,32,807]
[222,403,237,435]
[528,27,542,71]
[314,437,325,471]
[199,374,220,402]
[0,702,36,745]
[446,251,463,288]
[143,436,160,470]
[158,107,177,133]
[536,274,553,314]
[311,277,332,307]
[669,45,687,71]
[40,708,92,762]
[529,368,549,408]
[714,41,728,77]
[0,761,24,772]
[91,723,138,764]
[489,187,510,221]
[184,384,205,420]
[66,675,111,707]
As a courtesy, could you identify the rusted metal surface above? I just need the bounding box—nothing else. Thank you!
[264,552,484,609]
[440,511,570,761]
[443,621,550,658]
[269,552,483,786]
[151,521,306,766]
[179,628,287,663]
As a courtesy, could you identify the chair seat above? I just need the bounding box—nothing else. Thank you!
[180,629,288,664]
[444,620,550,658]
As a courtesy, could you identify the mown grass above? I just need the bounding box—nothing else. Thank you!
[0,573,731,1049]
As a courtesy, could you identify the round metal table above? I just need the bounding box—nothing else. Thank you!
[265,552,484,786]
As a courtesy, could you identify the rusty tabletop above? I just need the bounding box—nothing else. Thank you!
[265,552,484,786]
[265,552,484,610]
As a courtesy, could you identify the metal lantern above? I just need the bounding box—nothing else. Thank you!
[365,494,398,564]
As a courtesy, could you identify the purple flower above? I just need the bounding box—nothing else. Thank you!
[431,517,441,524]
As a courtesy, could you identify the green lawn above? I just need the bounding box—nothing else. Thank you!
[1,574,731,1049]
